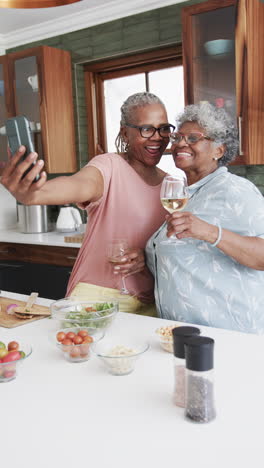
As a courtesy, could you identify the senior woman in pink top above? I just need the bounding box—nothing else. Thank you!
[1,92,174,315]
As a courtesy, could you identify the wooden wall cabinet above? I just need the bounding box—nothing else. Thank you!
[0,46,77,174]
[182,0,264,165]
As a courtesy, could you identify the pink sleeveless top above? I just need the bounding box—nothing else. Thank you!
[66,153,167,303]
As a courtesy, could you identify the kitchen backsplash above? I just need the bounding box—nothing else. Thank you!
[6,0,264,195]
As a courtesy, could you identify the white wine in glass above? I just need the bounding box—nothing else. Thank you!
[161,197,188,213]
[108,239,130,295]
[160,175,189,243]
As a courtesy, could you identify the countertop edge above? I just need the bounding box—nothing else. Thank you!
[0,228,82,248]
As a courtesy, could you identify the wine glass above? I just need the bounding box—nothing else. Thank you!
[160,174,189,243]
[108,239,130,295]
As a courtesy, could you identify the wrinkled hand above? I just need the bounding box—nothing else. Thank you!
[1,146,47,204]
[112,248,145,276]
[166,211,217,243]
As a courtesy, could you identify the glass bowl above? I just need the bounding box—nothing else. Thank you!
[92,337,149,375]
[52,327,104,363]
[50,298,118,333]
[0,342,32,383]
[204,39,234,56]
[155,324,179,353]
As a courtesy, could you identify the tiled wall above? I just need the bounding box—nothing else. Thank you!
[7,0,264,194]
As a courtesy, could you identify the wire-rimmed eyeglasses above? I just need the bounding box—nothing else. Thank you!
[170,131,212,145]
[125,123,176,138]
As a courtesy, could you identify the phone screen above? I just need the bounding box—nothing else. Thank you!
[6,115,39,181]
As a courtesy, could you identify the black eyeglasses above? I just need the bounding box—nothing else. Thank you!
[170,131,211,145]
[125,123,175,138]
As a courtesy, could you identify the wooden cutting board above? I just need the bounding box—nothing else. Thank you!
[64,233,84,243]
[0,297,50,328]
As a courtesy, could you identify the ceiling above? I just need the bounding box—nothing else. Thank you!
[0,0,189,53]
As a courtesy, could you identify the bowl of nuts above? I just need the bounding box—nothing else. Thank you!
[155,324,179,353]
[92,338,149,375]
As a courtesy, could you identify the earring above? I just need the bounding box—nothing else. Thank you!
[213,157,218,161]
[119,137,129,153]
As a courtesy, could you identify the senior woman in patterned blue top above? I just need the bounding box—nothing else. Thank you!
[146,102,264,334]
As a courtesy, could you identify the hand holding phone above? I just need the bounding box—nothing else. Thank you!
[5,115,39,181]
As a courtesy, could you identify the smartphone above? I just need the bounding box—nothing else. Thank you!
[5,115,39,181]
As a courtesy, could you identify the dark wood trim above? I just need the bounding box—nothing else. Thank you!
[95,74,107,154]
[84,45,182,73]
[98,59,182,81]
[182,0,236,15]
[0,242,79,267]
[84,71,97,157]
[182,0,236,105]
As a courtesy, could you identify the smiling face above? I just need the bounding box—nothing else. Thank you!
[171,121,225,184]
[121,103,170,168]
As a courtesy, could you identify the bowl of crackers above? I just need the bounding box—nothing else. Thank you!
[155,324,179,353]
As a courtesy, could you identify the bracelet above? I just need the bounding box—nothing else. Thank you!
[211,222,222,247]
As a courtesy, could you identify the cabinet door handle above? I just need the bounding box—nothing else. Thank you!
[0,250,9,254]
[238,116,244,156]
[67,256,77,260]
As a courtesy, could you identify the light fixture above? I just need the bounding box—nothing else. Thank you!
[0,0,82,8]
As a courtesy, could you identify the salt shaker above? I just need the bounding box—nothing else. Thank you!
[172,326,200,408]
[184,336,216,423]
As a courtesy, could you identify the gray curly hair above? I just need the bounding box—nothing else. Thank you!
[115,92,166,153]
[176,102,239,166]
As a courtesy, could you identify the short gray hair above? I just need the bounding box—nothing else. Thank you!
[176,102,239,166]
[115,92,166,153]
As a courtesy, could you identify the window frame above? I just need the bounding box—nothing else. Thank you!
[83,45,182,158]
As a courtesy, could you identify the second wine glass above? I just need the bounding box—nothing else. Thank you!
[108,239,130,295]
[160,174,189,243]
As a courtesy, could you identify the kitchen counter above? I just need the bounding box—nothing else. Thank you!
[0,291,263,468]
[0,226,82,248]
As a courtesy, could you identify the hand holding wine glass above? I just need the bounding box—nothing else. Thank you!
[160,174,189,243]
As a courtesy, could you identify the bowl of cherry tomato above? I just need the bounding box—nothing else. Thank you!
[0,340,32,383]
[54,327,104,363]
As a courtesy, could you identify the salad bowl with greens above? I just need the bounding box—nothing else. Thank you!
[50,298,118,332]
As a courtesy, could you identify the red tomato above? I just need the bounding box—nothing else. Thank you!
[2,351,21,363]
[61,338,73,346]
[8,341,19,351]
[70,347,81,358]
[56,332,66,343]
[80,343,90,356]
[66,332,76,340]
[72,335,83,345]
[78,330,88,338]
[61,338,73,352]
[82,335,93,343]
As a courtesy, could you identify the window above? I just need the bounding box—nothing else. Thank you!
[84,46,185,174]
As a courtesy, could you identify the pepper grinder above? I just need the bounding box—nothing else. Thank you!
[172,326,200,408]
[184,336,216,423]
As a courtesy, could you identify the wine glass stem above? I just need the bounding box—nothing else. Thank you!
[120,275,130,294]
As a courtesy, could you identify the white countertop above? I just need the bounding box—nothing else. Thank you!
[0,291,263,468]
[0,226,82,248]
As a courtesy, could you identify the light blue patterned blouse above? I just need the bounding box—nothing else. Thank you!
[146,167,264,334]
